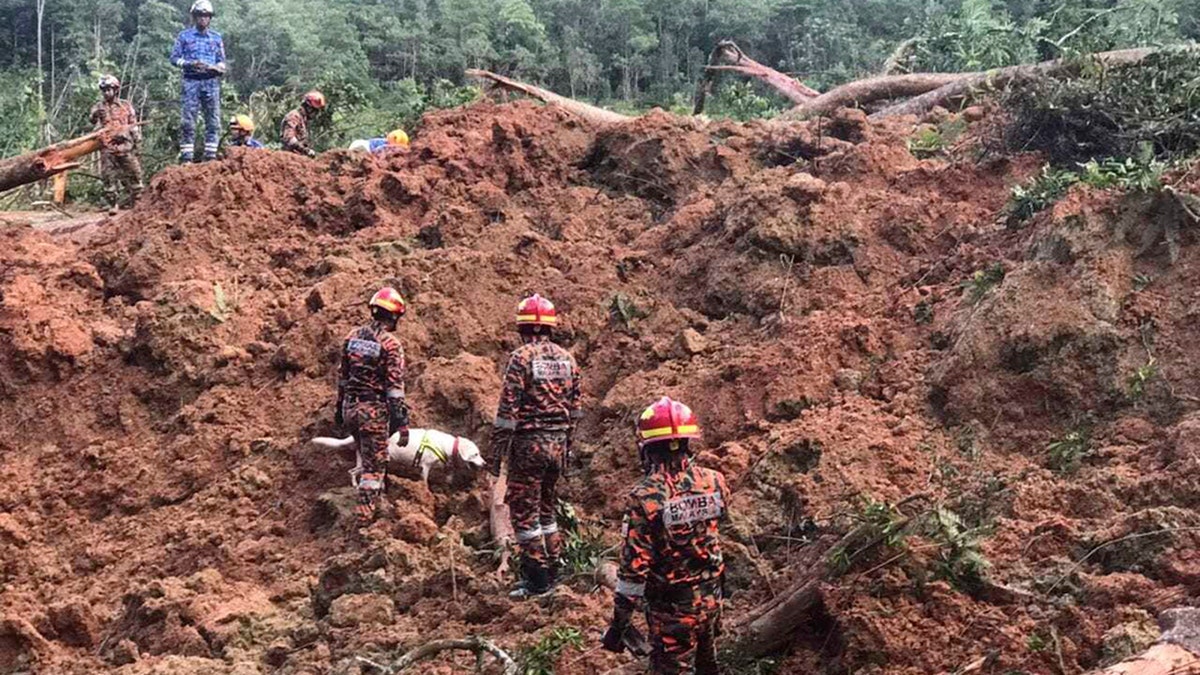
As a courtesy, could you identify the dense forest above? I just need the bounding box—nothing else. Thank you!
[1,0,1199,192]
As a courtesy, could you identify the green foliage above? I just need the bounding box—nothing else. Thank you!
[707,81,785,121]
[1077,156,1165,192]
[961,263,1006,304]
[719,652,782,675]
[1126,357,1159,401]
[1047,428,1090,473]
[519,627,584,675]
[1006,50,1200,166]
[610,293,648,329]
[922,506,991,590]
[555,500,610,575]
[1026,632,1047,652]
[1007,165,1079,225]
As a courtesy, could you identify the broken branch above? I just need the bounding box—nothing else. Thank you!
[695,40,820,115]
[368,637,519,674]
[467,69,631,127]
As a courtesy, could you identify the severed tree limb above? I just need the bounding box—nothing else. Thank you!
[0,123,144,194]
[872,46,1178,118]
[785,73,968,118]
[467,69,631,126]
[489,471,515,578]
[694,40,820,114]
[363,637,520,674]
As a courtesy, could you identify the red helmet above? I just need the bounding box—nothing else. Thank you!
[637,396,701,446]
[516,293,557,328]
[368,287,406,316]
[303,90,327,110]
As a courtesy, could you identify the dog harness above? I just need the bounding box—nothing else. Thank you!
[412,431,460,467]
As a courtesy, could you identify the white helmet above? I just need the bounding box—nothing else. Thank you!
[190,0,213,15]
[348,139,371,153]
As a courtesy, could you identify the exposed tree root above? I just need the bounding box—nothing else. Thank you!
[359,637,519,674]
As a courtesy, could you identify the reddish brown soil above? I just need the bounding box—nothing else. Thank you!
[1,100,1197,674]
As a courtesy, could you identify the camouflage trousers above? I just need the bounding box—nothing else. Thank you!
[100,151,144,207]
[507,431,566,569]
[646,593,721,675]
[346,401,389,528]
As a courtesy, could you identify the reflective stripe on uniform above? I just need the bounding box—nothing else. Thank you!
[615,579,646,597]
[516,314,557,324]
[516,526,543,542]
[494,417,517,430]
[640,424,700,439]
[540,522,558,535]
[359,478,383,490]
[386,389,404,399]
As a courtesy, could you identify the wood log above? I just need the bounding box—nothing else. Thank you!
[489,471,515,577]
[694,40,820,114]
[873,47,1169,118]
[467,69,632,127]
[0,124,141,194]
[785,73,968,118]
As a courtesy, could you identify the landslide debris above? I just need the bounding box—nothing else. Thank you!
[1,99,1198,674]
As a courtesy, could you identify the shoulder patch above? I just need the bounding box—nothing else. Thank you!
[346,338,381,358]
[532,358,572,381]
[663,491,724,527]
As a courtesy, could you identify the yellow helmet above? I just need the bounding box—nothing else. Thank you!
[229,114,255,133]
[386,128,410,147]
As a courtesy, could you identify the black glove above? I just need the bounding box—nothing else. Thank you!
[488,428,513,477]
[601,623,625,653]
[387,399,408,436]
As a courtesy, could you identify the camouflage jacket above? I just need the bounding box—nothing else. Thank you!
[337,321,405,404]
[493,336,581,433]
[89,100,141,154]
[616,459,728,600]
[280,109,309,153]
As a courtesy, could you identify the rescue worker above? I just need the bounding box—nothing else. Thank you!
[280,90,325,156]
[488,293,582,598]
[602,397,729,675]
[89,75,144,215]
[335,287,410,531]
[170,0,226,162]
[226,114,264,148]
[349,129,408,155]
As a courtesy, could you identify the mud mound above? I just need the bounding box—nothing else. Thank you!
[1,100,1198,674]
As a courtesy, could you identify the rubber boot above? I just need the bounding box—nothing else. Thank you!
[179,152,194,164]
[509,560,552,599]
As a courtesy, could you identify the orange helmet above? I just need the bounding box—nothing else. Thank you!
[516,293,557,328]
[303,90,327,110]
[368,287,406,316]
[637,396,701,446]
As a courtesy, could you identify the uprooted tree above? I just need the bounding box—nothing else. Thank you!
[472,43,1200,126]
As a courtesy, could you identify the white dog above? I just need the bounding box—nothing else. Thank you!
[311,428,486,486]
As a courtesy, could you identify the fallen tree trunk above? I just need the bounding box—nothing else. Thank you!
[360,637,519,674]
[873,47,1162,118]
[785,73,967,118]
[0,124,141,194]
[694,40,819,114]
[467,69,631,126]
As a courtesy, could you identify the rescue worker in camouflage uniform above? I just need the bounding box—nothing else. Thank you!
[89,75,143,215]
[488,293,582,598]
[170,0,226,162]
[280,91,326,157]
[335,287,410,530]
[602,396,729,675]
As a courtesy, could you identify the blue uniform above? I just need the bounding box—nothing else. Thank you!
[368,138,388,153]
[170,27,225,160]
[229,136,264,149]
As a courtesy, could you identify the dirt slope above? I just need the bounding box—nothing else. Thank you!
[0,100,1197,674]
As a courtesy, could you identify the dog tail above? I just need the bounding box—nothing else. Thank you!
[311,436,356,450]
